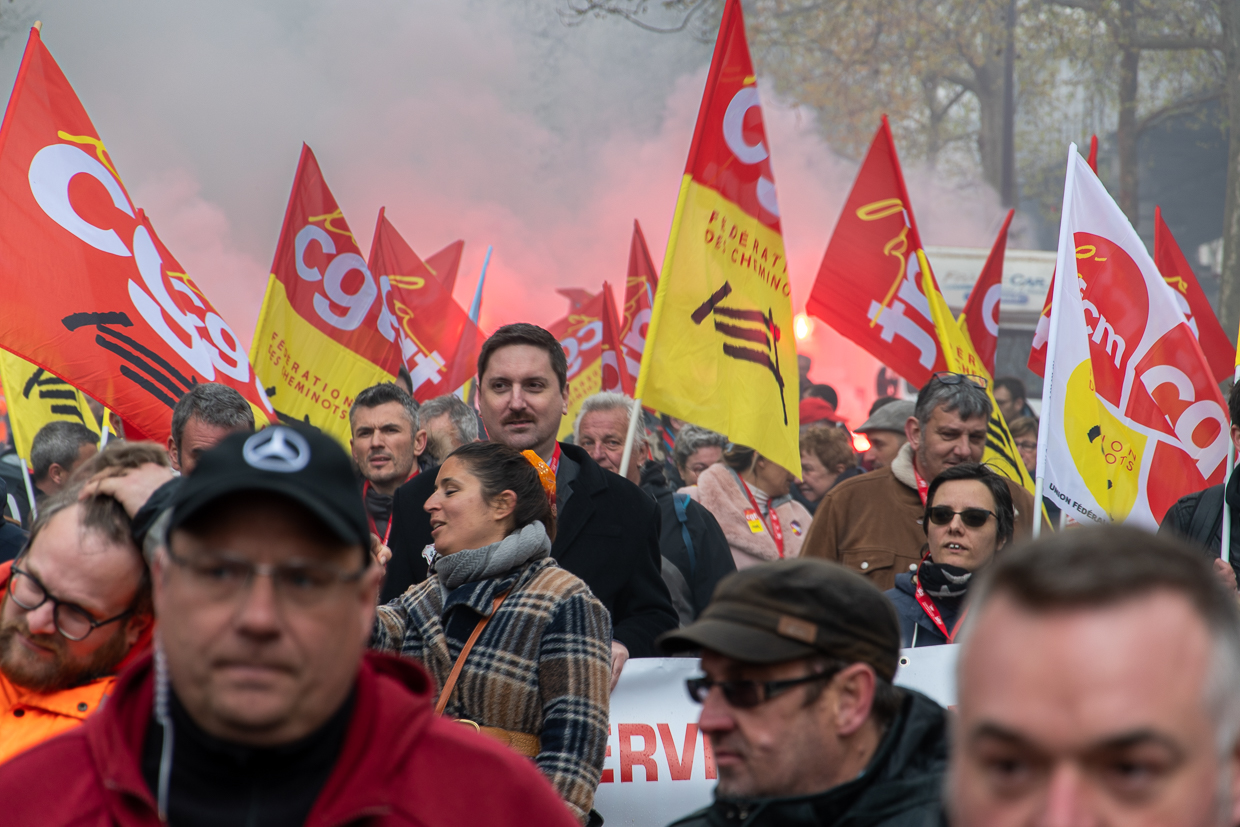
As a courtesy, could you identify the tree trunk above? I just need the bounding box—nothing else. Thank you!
[1219,0,1240,343]
[1000,0,1017,207]
[1116,0,1140,224]
[975,61,1005,194]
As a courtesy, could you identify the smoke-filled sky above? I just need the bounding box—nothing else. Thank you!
[0,0,1007,424]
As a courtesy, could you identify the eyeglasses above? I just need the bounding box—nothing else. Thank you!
[1014,440,1038,452]
[7,561,134,642]
[163,544,368,607]
[931,371,989,390]
[685,668,840,709]
[927,506,995,528]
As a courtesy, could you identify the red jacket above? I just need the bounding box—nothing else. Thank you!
[0,650,580,827]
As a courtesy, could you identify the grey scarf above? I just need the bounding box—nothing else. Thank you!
[432,521,551,590]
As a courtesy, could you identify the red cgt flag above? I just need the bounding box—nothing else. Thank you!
[549,284,625,439]
[250,145,400,444]
[806,116,947,387]
[368,210,483,401]
[617,219,659,395]
[0,27,272,443]
[1154,206,1233,384]
[959,209,1014,377]
[424,239,465,297]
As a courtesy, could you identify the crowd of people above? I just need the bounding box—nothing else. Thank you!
[0,322,1237,826]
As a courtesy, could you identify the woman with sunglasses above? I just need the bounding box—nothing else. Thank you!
[885,463,1014,647]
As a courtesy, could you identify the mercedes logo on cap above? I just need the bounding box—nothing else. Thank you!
[243,427,311,473]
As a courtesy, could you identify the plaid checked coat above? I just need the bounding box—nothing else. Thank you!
[372,557,611,823]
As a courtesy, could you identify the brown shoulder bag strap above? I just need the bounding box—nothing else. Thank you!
[434,589,511,716]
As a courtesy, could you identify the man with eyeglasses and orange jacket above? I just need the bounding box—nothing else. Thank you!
[659,558,948,827]
[0,425,577,827]
[0,451,156,765]
[801,373,1038,590]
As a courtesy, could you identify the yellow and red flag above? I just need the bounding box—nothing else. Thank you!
[424,240,465,297]
[250,145,399,445]
[635,0,799,474]
[806,117,947,389]
[958,209,1014,378]
[550,284,625,440]
[617,219,660,396]
[368,209,483,402]
[0,27,271,444]
[0,351,98,465]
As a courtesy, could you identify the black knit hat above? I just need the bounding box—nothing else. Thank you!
[659,558,902,681]
[169,424,369,550]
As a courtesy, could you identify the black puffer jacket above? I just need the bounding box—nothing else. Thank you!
[639,460,736,621]
[666,689,947,827]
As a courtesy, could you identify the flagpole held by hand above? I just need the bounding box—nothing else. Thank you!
[618,396,643,480]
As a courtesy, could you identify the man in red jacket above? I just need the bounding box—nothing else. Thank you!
[0,424,577,827]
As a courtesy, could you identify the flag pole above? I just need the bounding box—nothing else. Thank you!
[1033,144,1079,539]
[459,245,492,404]
[618,396,643,480]
[19,459,37,522]
[1223,366,1239,563]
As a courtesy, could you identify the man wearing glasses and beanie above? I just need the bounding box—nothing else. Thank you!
[0,425,577,827]
[802,372,1037,590]
[660,558,947,827]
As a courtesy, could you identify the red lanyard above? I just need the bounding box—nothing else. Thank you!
[362,467,418,545]
[912,462,929,506]
[912,551,967,643]
[741,480,784,558]
[548,442,562,477]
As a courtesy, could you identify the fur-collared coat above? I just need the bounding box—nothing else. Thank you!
[680,463,811,570]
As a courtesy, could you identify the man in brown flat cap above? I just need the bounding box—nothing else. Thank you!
[659,558,947,827]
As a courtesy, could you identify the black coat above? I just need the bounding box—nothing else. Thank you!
[885,573,960,649]
[638,460,735,620]
[381,442,679,657]
[666,689,948,827]
[1159,469,1240,581]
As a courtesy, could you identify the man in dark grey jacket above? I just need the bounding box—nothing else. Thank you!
[661,559,947,827]
[383,324,678,683]
[1159,379,1240,592]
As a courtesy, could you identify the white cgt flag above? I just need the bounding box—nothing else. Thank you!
[1036,147,1229,529]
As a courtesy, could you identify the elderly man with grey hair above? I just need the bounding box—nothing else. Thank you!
[949,525,1240,827]
[801,373,1035,590]
[575,393,735,624]
[417,394,479,466]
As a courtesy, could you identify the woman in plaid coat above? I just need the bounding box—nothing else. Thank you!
[371,442,611,824]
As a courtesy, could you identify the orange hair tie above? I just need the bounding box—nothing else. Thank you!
[522,450,557,509]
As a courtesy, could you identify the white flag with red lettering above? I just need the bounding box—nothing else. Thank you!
[1037,148,1229,528]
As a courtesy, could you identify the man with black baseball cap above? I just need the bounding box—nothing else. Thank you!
[0,425,577,827]
[661,558,947,827]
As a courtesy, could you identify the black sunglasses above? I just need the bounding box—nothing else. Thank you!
[685,668,840,709]
[931,371,989,390]
[927,506,995,528]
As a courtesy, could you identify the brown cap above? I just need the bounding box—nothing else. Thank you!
[659,558,902,681]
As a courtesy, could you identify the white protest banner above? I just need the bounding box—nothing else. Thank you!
[595,648,958,826]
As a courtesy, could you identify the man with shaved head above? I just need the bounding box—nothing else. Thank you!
[949,526,1240,827]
